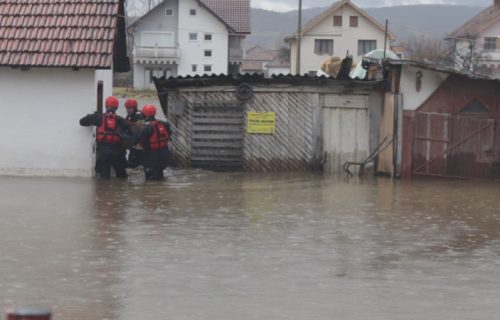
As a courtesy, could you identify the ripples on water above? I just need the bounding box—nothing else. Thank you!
[1,170,500,320]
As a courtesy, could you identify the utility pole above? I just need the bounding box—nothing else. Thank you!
[296,0,303,75]
[383,19,388,60]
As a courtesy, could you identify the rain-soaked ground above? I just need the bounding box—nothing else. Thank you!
[1,170,500,320]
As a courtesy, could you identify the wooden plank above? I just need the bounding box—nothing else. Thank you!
[192,125,243,132]
[192,118,244,124]
[193,105,242,110]
[193,112,244,118]
[192,149,244,156]
[192,156,243,162]
[192,141,243,148]
[192,133,244,140]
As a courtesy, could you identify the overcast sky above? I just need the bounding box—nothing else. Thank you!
[252,0,491,11]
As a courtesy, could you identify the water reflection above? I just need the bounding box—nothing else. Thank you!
[1,172,500,319]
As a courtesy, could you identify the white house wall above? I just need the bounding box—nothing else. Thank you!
[132,0,179,47]
[178,0,229,76]
[0,67,96,177]
[399,65,448,111]
[478,23,500,65]
[290,4,387,75]
[268,67,291,76]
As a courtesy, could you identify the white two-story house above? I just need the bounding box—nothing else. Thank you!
[129,0,250,89]
[447,0,500,76]
[286,0,395,75]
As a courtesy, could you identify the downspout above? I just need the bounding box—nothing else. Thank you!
[392,65,402,179]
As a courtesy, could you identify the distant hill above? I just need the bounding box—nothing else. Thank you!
[248,5,486,49]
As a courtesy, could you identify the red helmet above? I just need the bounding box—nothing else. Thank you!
[125,98,138,109]
[105,96,119,109]
[143,104,157,117]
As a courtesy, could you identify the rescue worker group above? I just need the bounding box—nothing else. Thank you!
[80,96,172,181]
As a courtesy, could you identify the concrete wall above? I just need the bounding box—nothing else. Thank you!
[0,67,96,177]
[290,3,387,75]
[399,65,448,111]
[178,0,229,76]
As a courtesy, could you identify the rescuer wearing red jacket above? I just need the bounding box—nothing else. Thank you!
[80,96,132,179]
[134,104,172,181]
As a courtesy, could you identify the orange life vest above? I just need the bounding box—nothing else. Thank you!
[96,113,121,144]
[149,121,169,151]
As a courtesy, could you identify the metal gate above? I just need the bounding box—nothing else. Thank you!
[413,112,496,178]
[190,103,244,169]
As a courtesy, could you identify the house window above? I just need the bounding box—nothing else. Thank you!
[204,33,213,41]
[190,9,196,16]
[358,40,377,56]
[165,8,173,16]
[189,32,198,41]
[333,15,342,27]
[204,50,212,57]
[484,37,497,51]
[350,16,358,27]
[314,39,334,55]
[192,64,197,72]
[204,65,212,72]
[148,69,154,84]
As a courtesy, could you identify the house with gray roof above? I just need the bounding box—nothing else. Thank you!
[129,0,251,89]
[447,0,500,75]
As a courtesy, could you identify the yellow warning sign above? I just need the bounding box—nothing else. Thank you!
[247,112,276,134]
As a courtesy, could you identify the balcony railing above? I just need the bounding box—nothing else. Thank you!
[134,45,180,60]
[229,48,244,62]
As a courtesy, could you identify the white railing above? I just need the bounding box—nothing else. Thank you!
[134,45,180,59]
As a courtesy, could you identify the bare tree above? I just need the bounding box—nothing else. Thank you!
[126,0,162,16]
[277,46,290,63]
[446,34,492,75]
[402,35,448,64]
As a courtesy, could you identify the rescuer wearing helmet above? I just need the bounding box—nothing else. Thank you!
[79,96,132,179]
[134,104,172,181]
[123,98,145,168]
[124,98,144,123]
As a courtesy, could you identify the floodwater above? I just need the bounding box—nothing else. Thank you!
[1,170,500,320]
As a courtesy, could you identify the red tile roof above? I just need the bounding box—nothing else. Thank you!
[198,0,251,34]
[0,0,120,68]
[448,5,500,39]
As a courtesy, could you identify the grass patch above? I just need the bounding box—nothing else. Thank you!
[113,87,158,99]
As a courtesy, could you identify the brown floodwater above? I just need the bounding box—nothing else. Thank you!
[1,170,500,320]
